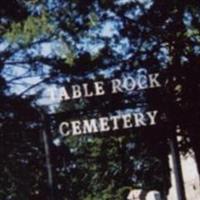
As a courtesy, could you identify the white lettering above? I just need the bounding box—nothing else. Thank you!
[72,85,82,99]
[146,110,158,125]
[95,81,105,96]
[112,79,123,94]
[149,73,161,88]
[59,122,71,136]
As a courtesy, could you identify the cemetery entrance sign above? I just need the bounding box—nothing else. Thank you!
[48,68,186,200]
[49,70,163,137]
[59,110,158,136]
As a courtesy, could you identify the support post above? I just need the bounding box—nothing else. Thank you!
[38,108,54,200]
[169,134,186,200]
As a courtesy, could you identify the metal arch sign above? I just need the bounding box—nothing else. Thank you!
[49,69,166,137]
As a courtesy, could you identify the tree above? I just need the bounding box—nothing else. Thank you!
[1,0,200,199]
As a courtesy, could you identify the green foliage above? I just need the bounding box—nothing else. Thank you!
[4,12,54,45]
[58,132,168,199]
[184,27,200,40]
[83,186,131,200]
[88,12,99,27]
[1,0,200,199]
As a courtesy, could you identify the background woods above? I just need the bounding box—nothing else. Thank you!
[0,0,200,199]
